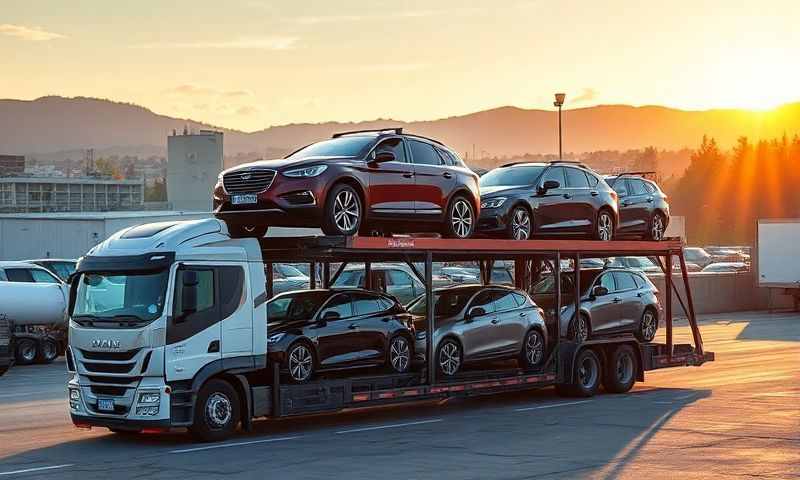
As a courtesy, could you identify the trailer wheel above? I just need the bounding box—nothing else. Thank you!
[36,339,59,364]
[556,348,602,397]
[189,379,241,442]
[15,338,38,365]
[602,344,637,393]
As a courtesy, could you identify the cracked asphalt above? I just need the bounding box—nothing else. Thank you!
[0,311,798,479]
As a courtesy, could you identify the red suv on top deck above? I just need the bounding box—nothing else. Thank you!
[213,128,480,238]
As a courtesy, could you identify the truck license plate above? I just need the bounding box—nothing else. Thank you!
[232,194,258,205]
[97,398,115,412]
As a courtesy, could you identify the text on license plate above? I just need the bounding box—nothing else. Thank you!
[97,398,115,412]
[232,194,258,205]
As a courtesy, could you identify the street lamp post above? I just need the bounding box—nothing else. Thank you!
[553,93,566,160]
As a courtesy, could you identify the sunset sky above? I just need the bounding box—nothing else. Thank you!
[2,0,799,131]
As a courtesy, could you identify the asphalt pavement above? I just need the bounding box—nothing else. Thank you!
[0,311,798,479]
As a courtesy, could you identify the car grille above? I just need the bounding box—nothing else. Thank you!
[223,168,276,194]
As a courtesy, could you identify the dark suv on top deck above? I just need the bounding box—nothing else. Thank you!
[213,128,480,238]
[477,161,619,240]
[605,175,670,241]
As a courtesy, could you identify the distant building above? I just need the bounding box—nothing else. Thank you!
[167,130,223,211]
[0,176,144,213]
[0,155,25,177]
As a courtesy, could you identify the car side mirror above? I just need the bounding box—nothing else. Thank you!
[538,180,560,194]
[372,151,396,163]
[320,310,340,325]
[592,285,608,297]
[466,306,485,321]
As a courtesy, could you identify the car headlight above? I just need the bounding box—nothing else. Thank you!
[480,197,507,209]
[283,165,328,178]
[138,392,160,405]
[267,333,286,344]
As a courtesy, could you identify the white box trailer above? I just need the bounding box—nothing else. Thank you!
[757,219,800,288]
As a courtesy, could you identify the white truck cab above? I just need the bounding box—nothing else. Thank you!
[68,219,267,438]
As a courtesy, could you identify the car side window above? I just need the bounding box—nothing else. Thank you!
[376,296,395,311]
[374,138,407,163]
[435,147,456,166]
[409,140,443,166]
[612,272,637,291]
[469,291,495,314]
[0,270,6,281]
[565,167,590,188]
[28,268,61,284]
[387,269,413,287]
[643,181,656,193]
[5,268,35,282]
[493,290,518,312]
[598,273,616,292]
[320,294,353,319]
[631,273,645,288]
[352,293,384,316]
[612,179,629,197]
[629,179,648,196]
[541,167,565,188]
[512,292,530,307]
[586,172,599,187]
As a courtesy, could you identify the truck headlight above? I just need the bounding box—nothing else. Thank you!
[69,388,81,410]
[136,406,159,416]
[267,333,286,344]
[283,165,328,178]
[480,197,506,209]
[138,392,160,405]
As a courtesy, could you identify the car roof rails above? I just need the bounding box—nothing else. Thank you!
[547,159,591,169]
[604,171,657,186]
[332,128,403,138]
[498,161,543,168]
[402,133,445,146]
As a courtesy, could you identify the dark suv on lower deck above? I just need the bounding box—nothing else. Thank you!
[477,161,619,240]
[213,128,480,238]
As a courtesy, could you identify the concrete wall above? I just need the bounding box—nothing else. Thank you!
[167,131,223,212]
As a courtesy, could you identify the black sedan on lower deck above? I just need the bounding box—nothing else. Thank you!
[266,288,415,382]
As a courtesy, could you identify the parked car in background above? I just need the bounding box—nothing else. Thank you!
[531,268,661,343]
[701,262,749,273]
[271,263,311,295]
[683,247,714,269]
[704,246,751,264]
[407,285,547,377]
[214,128,480,238]
[266,289,415,382]
[333,263,428,305]
[607,256,661,273]
[28,259,77,282]
[605,175,670,240]
[477,161,619,241]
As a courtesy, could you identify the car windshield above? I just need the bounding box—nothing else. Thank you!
[51,262,76,281]
[267,291,329,322]
[532,272,597,296]
[286,136,374,160]
[480,166,545,187]
[72,271,169,324]
[274,264,305,279]
[333,270,364,287]
[408,289,473,317]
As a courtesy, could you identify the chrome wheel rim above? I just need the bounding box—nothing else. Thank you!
[451,200,473,238]
[616,353,634,385]
[42,341,56,360]
[578,356,598,389]
[598,213,613,241]
[205,393,232,429]
[288,344,313,381]
[390,337,410,372]
[641,311,657,341]
[526,331,544,366]
[439,342,461,376]
[20,343,36,362]
[333,189,360,233]
[512,209,531,240]
[575,317,589,343]
[651,215,664,241]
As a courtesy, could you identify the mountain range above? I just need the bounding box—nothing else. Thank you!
[1,96,799,167]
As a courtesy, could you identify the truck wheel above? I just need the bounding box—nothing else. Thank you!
[556,348,602,397]
[602,345,637,393]
[189,379,241,442]
[15,338,38,365]
[36,339,59,364]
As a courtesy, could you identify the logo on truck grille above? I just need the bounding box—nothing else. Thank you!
[91,339,121,349]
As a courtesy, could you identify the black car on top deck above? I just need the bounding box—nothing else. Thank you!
[605,174,670,241]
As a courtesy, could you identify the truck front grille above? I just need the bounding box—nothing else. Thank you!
[83,362,136,374]
[80,348,140,361]
[223,168,276,194]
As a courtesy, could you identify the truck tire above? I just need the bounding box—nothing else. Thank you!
[189,379,241,442]
[602,344,637,393]
[15,338,38,365]
[556,348,602,397]
[36,338,59,364]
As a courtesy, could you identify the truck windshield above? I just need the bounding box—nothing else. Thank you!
[72,271,169,325]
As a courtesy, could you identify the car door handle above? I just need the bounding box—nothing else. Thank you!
[622,201,630,206]
[519,312,527,317]
[637,292,644,297]
[590,191,599,196]
[402,172,414,178]
[348,323,359,330]
[613,297,622,303]
[491,318,500,324]
[646,197,654,203]
[442,172,453,179]
[563,193,572,199]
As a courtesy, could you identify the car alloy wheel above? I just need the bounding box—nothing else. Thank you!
[438,340,461,376]
[450,199,474,238]
[597,212,613,241]
[575,315,589,343]
[511,207,531,240]
[525,330,544,367]
[389,336,411,373]
[333,189,360,234]
[205,392,233,429]
[288,343,314,382]
[640,310,657,342]
[651,214,665,241]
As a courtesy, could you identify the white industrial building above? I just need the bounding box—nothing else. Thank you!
[167,130,223,212]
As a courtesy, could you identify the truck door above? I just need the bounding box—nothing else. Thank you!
[218,265,252,357]
[166,265,221,382]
